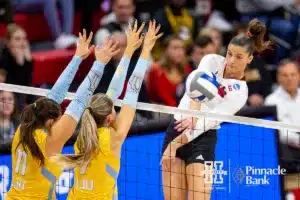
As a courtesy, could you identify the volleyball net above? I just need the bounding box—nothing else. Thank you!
[0,83,300,200]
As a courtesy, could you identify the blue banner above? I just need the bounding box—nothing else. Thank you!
[0,122,281,199]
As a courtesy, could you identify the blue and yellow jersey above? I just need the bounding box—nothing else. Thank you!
[6,128,63,200]
[68,127,120,200]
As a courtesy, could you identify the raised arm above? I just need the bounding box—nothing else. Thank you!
[47,29,94,104]
[46,39,120,157]
[106,20,145,102]
[112,20,163,143]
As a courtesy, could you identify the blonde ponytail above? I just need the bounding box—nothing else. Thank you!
[51,109,99,169]
[51,93,113,169]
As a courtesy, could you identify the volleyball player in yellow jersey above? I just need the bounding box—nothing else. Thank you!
[51,20,163,200]
[6,30,120,200]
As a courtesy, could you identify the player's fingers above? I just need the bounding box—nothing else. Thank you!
[152,20,156,31]
[174,122,182,130]
[83,29,87,41]
[127,22,133,34]
[107,38,113,48]
[155,24,161,34]
[110,41,119,51]
[137,22,145,35]
[155,33,164,40]
[86,31,93,44]
[174,119,183,125]
[175,119,189,130]
[133,19,138,32]
[148,20,152,31]
[78,32,82,41]
[111,49,120,56]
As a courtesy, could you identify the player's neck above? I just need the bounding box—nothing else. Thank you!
[223,68,244,80]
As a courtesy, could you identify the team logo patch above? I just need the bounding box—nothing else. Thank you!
[233,83,240,91]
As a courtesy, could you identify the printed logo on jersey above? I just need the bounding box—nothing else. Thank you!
[227,83,240,92]
[233,83,240,91]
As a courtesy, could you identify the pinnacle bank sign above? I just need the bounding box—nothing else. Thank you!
[233,165,287,185]
[203,161,286,190]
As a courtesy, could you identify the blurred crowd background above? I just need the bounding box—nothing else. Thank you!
[0,0,299,148]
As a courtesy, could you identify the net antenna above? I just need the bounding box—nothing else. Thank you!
[1,83,300,132]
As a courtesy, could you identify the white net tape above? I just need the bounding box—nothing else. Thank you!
[1,83,300,132]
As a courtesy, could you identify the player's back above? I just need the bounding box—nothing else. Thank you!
[68,127,120,200]
[6,128,62,200]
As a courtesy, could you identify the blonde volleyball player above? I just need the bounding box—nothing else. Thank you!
[6,30,120,200]
[51,20,163,200]
[161,19,273,200]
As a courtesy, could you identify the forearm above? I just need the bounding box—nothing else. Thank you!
[122,49,150,108]
[65,61,105,122]
[106,48,134,101]
[172,100,201,145]
[47,56,83,104]
[140,49,151,61]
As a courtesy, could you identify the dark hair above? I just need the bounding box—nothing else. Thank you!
[194,35,214,49]
[278,58,300,71]
[230,19,273,55]
[17,98,61,166]
[51,94,114,169]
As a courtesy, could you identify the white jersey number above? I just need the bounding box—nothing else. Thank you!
[15,149,27,175]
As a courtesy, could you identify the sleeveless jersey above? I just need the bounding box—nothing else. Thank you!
[6,128,63,200]
[68,127,120,200]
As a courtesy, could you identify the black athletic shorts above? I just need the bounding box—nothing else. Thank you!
[162,119,217,166]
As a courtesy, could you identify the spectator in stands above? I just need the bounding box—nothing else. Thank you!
[152,0,198,60]
[245,57,272,106]
[9,0,77,49]
[0,68,7,83]
[0,24,32,86]
[199,27,224,55]
[147,35,190,107]
[0,0,13,25]
[0,91,18,143]
[188,35,216,70]
[265,59,300,174]
[0,24,33,107]
[75,0,101,33]
[235,0,300,63]
[265,60,300,146]
[96,0,135,45]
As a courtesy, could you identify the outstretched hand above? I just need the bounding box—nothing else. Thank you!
[142,20,163,52]
[126,20,145,52]
[94,38,120,64]
[75,29,95,59]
